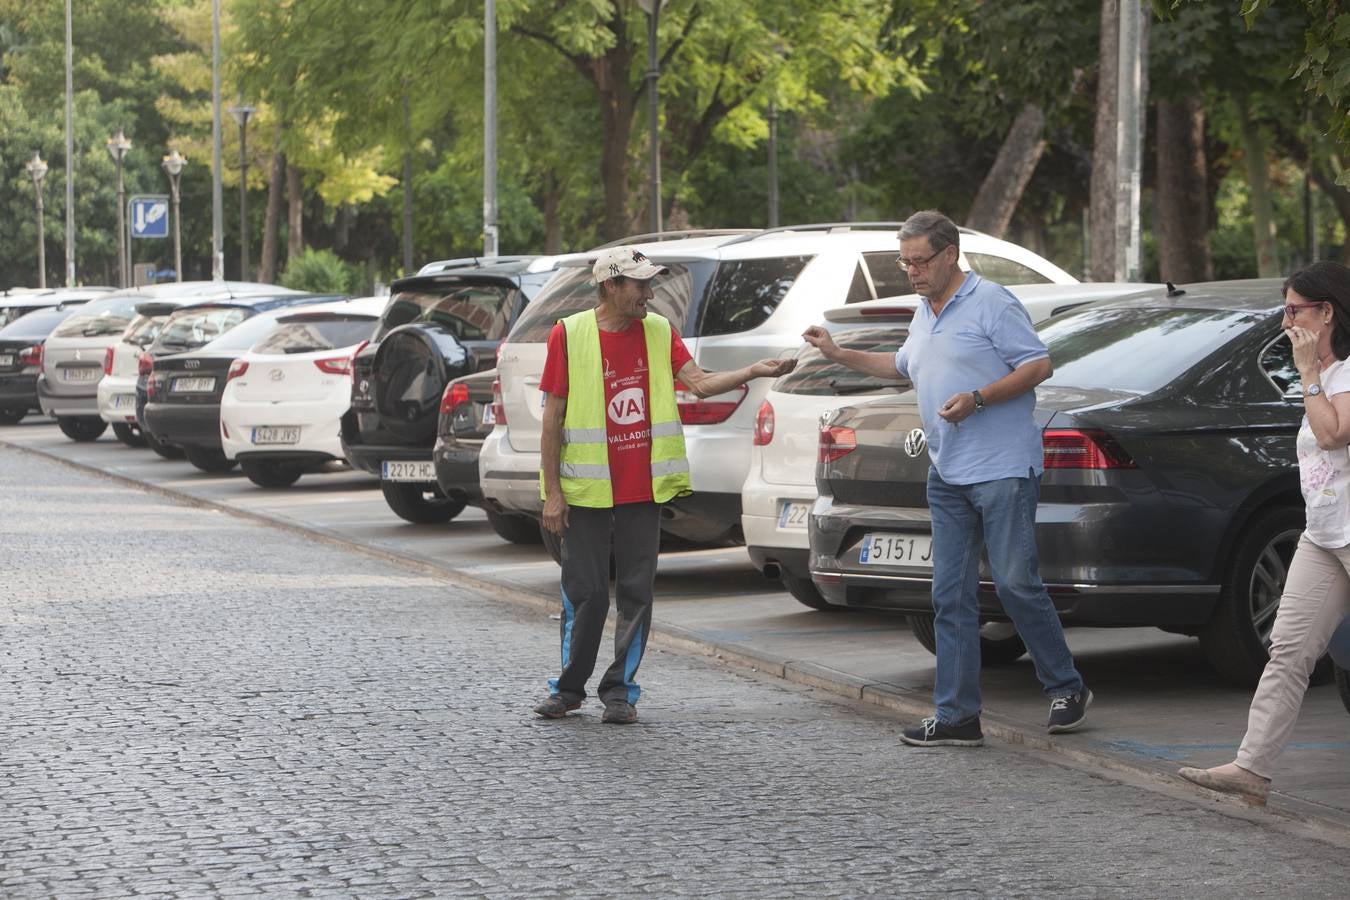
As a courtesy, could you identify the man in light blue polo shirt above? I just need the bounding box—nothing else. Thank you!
[802,210,1090,748]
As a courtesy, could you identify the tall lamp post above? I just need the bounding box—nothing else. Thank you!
[636,0,663,235]
[107,129,133,289]
[25,152,49,288]
[163,150,187,282]
[229,103,255,280]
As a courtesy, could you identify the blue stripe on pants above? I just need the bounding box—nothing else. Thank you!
[547,585,577,695]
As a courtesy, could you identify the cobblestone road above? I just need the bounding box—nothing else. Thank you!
[2,446,1346,897]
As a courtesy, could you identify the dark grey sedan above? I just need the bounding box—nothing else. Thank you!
[809,279,1318,686]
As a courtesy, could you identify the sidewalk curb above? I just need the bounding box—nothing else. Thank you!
[8,437,1349,847]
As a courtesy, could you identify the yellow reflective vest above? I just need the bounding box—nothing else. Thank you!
[541,309,691,508]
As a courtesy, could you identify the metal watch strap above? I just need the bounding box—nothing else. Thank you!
[972,389,986,411]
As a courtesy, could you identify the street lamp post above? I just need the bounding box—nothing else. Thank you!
[107,129,133,289]
[25,152,49,288]
[229,103,255,280]
[637,0,663,235]
[163,150,187,282]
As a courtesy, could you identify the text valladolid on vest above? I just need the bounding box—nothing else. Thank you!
[541,308,691,508]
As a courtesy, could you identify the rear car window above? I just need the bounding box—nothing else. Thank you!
[772,324,911,396]
[1258,336,1301,399]
[50,296,143,338]
[508,264,699,343]
[0,308,71,341]
[698,256,812,337]
[124,314,166,348]
[863,252,913,298]
[203,312,287,352]
[254,315,377,354]
[967,253,1051,286]
[154,306,250,352]
[1040,306,1260,394]
[376,284,519,343]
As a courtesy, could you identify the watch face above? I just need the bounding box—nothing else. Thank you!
[1308,384,1322,395]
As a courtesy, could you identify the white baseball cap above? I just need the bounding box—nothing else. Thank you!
[591,246,668,284]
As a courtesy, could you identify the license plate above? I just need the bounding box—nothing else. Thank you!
[112,393,135,409]
[860,532,934,569]
[382,460,436,482]
[62,366,99,382]
[482,403,496,425]
[777,500,811,531]
[252,426,301,445]
[171,376,216,392]
[0,355,12,367]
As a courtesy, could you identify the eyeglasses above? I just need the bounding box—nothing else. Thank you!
[1284,302,1323,318]
[896,248,947,271]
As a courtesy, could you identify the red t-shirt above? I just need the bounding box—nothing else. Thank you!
[540,320,693,505]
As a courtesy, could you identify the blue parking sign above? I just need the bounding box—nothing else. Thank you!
[129,195,170,239]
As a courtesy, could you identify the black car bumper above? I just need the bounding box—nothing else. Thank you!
[433,435,483,505]
[0,373,39,412]
[661,491,743,544]
[143,402,221,450]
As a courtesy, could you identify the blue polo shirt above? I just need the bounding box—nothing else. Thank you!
[894,273,1047,484]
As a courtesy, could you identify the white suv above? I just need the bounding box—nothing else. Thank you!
[478,224,1077,546]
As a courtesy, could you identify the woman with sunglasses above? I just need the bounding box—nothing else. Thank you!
[1179,261,1350,805]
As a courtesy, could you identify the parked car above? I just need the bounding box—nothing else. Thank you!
[745,283,1161,610]
[807,278,1335,685]
[480,224,1079,554]
[430,368,539,542]
[98,300,211,448]
[39,282,300,443]
[143,293,340,471]
[0,301,95,425]
[341,256,565,524]
[1332,618,1350,715]
[219,296,385,487]
[0,286,111,328]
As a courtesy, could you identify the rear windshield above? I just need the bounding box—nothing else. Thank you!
[202,312,287,352]
[50,296,143,338]
[772,324,912,396]
[124,314,166,348]
[698,256,812,336]
[254,315,377,354]
[507,265,701,343]
[376,284,519,342]
[154,306,251,353]
[0,308,71,341]
[1040,306,1261,394]
[967,253,1052,286]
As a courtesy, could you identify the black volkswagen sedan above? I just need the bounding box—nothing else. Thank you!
[809,279,1316,686]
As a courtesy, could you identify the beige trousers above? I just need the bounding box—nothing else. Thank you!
[1236,533,1350,778]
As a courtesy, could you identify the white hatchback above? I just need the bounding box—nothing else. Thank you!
[96,300,199,447]
[219,296,385,487]
[742,281,1163,609]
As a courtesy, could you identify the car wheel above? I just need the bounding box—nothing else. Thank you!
[908,614,1028,666]
[781,570,840,612]
[146,431,185,460]
[1202,505,1333,687]
[240,459,304,488]
[184,446,237,473]
[0,409,25,426]
[380,481,465,524]
[56,416,107,442]
[487,509,543,544]
[111,422,147,448]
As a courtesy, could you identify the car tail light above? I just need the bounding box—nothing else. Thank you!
[1042,429,1136,469]
[314,356,352,375]
[491,379,506,425]
[440,381,470,415]
[226,359,249,383]
[18,344,42,369]
[138,351,153,376]
[752,400,775,446]
[819,425,857,464]
[103,347,115,376]
[676,383,748,425]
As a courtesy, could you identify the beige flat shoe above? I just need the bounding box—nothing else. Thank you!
[1177,766,1270,806]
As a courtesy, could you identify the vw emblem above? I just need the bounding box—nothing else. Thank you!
[269,369,284,382]
[184,359,200,369]
[903,427,927,458]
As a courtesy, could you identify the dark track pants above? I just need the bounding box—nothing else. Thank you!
[548,502,660,706]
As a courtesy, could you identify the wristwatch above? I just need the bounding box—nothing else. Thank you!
[1306,383,1323,397]
[972,389,986,411]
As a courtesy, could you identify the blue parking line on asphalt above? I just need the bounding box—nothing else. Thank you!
[1104,739,1350,761]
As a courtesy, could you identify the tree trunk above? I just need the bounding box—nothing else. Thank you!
[401,91,414,275]
[259,148,284,283]
[1238,96,1279,277]
[1310,157,1350,264]
[542,171,562,254]
[286,162,304,262]
[1088,0,1118,281]
[1155,94,1212,283]
[966,103,1047,238]
[592,39,637,241]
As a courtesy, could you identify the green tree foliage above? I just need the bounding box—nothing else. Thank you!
[278,247,357,294]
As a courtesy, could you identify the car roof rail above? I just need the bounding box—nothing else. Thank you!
[592,229,759,250]
[417,255,536,275]
[721,221,991,246]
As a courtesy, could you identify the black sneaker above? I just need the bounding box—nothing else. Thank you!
[533,695,581,719]
[1047,688,1093,733]
[900,716,984,747]
[601,700,638,725]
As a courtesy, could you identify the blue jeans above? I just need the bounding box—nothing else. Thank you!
[927,467,1083,724]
